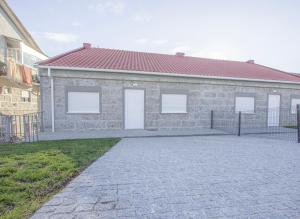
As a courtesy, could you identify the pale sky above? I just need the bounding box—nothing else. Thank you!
[7,0,300,73]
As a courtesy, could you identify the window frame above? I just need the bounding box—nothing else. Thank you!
[290,97,300,114]
[2,87,12,95]
[160,90,188,114]
[234,93,256,114]
[65,86,101,114]
[21,90,31,102]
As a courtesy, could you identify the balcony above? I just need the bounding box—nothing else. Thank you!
[7,47,21,64]
[0,47,40,86]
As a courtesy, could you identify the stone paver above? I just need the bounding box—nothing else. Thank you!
[31,135,300,219]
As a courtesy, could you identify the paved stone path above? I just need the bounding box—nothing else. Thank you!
[39,128,228,141]
[32,135,300,219]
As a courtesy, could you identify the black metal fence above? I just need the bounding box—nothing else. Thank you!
[2,107,300,143]
[0,112,44,144]
[210,106,299,142]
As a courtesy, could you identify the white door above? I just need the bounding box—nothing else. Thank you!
[124,89,144,129]
[268,94,280,126]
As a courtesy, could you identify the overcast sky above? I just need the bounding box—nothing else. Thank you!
[8,0,300,73]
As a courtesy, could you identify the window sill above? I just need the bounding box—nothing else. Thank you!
[235,112,255,114]
[161,112,188,114]
[67,112,101,114]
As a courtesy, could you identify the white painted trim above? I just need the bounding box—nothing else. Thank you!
[67,111,100,114]
[38,65,300,85]
[20,42,48,60]
[21,49,24,64]
[50,75,55,132]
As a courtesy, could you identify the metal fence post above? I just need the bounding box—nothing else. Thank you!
[28,115,31,143]
[238,111,241,136]
[210,110,214,129]
[7,116,12,143]
[23,114,27,143]
[35,114,39,141]
[40,111,44,132]
[297,104,300,143]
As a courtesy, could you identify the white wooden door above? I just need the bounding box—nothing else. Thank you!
[268,94,280,126]
[124,89,144,129]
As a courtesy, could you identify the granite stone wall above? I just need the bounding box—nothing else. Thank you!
[0,78,39,115]
[39,69,300,132]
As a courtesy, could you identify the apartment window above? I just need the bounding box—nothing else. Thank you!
[7,48,21,64]
[67,92,100,113]
[21,90,31,102]
[0,37,5,62]
[291,98,300,114]
[235,96,255,113]
[161,94,187,113]
[0,48,4,63]
[2,87,12,95]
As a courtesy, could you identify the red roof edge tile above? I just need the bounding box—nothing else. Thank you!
[253,63,298,78]
[38,44,89,66]
[288,72,300,78]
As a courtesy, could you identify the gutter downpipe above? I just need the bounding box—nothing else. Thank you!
[48,68,55,132]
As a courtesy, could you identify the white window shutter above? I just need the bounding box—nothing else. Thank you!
[235,96,255,113]
[161,94,187,113]
[68,92,100,113]
[291,99,300,114]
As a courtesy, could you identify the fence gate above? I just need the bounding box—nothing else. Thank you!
[0,112,43,144]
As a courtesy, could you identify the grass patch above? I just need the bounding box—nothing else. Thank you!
[0,138,120,219]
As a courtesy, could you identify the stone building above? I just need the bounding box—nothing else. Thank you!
[38,43,300,133]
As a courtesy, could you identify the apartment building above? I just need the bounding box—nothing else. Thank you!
[0,0,47,115]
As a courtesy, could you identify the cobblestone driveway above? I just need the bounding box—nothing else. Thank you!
[32,136,300,219]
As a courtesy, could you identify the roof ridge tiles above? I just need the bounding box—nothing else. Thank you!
[91,47,246,64]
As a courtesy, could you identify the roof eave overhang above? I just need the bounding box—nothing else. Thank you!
[0,1,45,55]
[38,65,300,85]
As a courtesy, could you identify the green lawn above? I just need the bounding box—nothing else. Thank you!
[0,138,120,219]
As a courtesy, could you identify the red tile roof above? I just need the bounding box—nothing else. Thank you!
[39,44,300,83]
